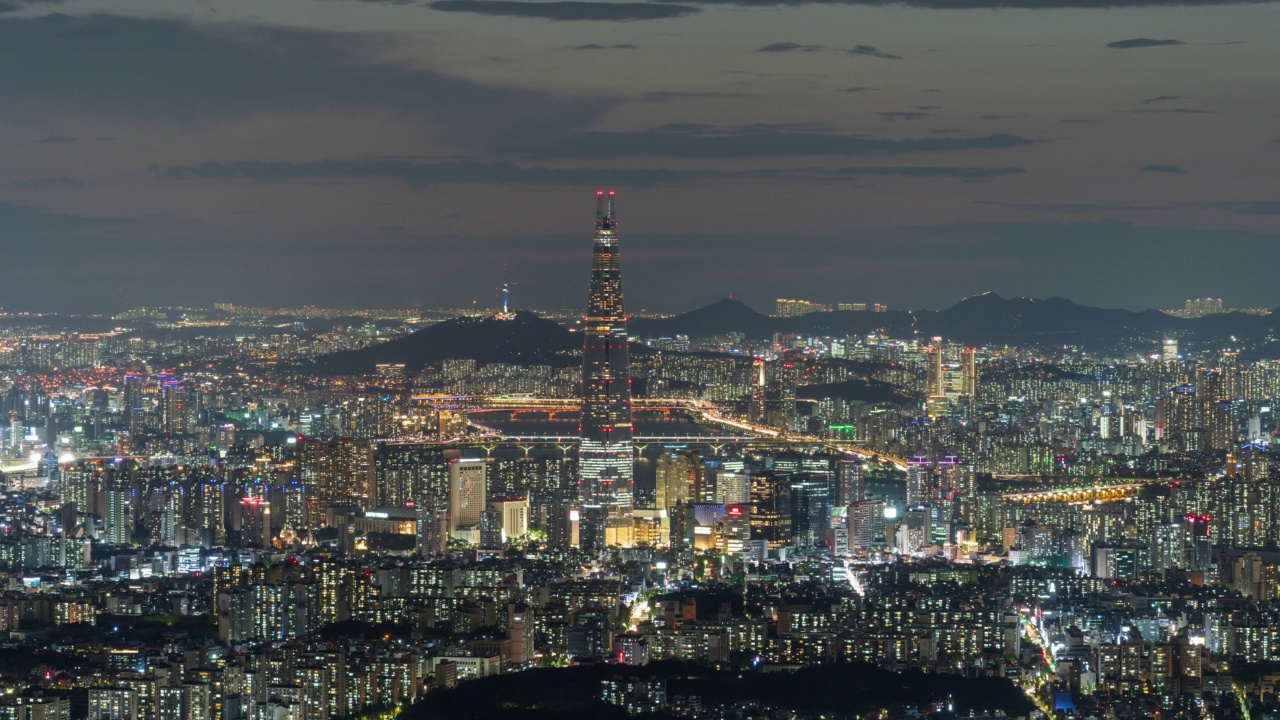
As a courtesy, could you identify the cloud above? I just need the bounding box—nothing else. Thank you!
[974,200,1179,214]
[667,0,1278,9]
[428,0,699,20]
[1127,108,1214,114]
[1205,201,1280,215]
[38,136,76,143]
[524,123,1038,158]
[571,43,637,49]
[839,86,873,93]
[0,0,63,13]
[1140,164,1186,174]
[849,45,901,59]
[877,111,931,120]
[1107,38,1184,49]
[639,91,761,100]
[1058,118,1098,124]
[819,165,1023,179]
[8,176,84,188]
[0,200,122,239]
[755,42,824,52]
[154,157,1025,188]
[975,199,1280,216]
[0,13,611,150]
[1139,94,1181,104]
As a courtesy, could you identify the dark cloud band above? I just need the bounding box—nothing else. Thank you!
[430,0,698,20]
[1107,37,1184,48]
[0,13,611,151]
[154,158,1025,186]
[525,124,1037,159]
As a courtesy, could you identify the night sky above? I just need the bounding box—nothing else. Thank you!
[0,0,1277,314]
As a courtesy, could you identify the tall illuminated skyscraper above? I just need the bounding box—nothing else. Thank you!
[579,191,634,512]
[655,451,693,512]
[448,458,487,536]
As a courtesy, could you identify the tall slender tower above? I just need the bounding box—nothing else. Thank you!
[579,191,634,513]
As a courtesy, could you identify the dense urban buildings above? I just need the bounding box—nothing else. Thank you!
[3,199,1280,720]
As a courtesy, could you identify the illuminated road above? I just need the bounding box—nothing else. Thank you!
[693,404,910,469]
[1016,606,1055,716]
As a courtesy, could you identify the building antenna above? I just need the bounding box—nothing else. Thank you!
[502,261,510,315]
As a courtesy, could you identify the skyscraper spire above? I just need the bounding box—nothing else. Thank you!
[579,190,634,514]
[595,190,616,230]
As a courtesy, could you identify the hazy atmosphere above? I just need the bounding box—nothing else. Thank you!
[1,0,1277,312]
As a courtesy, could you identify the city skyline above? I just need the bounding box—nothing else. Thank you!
[3,191,1280,720]
[2,288,1272,319]
[1,0,1280,717]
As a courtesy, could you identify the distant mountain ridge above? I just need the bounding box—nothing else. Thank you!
[630,298,911,339]
[310,294,1280,373]
[310,311,578,373]
[634,293,1280,351]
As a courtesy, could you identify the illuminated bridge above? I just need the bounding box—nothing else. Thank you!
[1002,481,1156,505]
[418,395,912,467]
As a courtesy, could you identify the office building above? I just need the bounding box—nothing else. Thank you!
[449,459,487,539]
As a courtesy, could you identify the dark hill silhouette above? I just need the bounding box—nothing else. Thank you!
[309,311,579,373]
[630,297,776,338]
[914,292,1180,344]
[399,660,1035,720]
[797,378,920,405]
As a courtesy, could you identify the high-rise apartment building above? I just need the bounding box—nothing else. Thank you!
[579,192,635,513]
[906,456,934,507]
[123,372,144,437]
[837,458,863,505]
[196,478,226,548]
[714,471,749,505]
[654,452,693,512]
[103,487,133,546]
[160,381,187,435]
[775,299,829,317]
[1184,298,1224,318]
[298,438,376,527]
[960,347,978,404]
